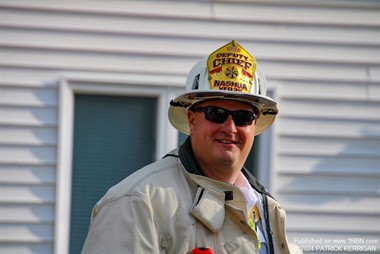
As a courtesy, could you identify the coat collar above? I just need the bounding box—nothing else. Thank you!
[178,137,273,199]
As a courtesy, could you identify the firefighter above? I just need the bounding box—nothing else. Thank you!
[82,40,302,254]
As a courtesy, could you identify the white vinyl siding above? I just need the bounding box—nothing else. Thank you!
[0,0,379,253]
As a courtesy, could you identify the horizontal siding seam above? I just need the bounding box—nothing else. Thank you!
[0,162,56,166]
[278,190,380,196]
[0,238,54,244]
[2,23,380,47]
[3,43,380,65]
[285,228,380,234]
[214,0,380,9]
[0,143,57,147]
[0,80,59,88]
[277,133,380,140]
[285,209,380,216]
[0,62,191,78]
[277,152,380,159]
[277,171,380,178]
[0,123,58,128]
[0,201,55,205]
[1,2,380,27]
[277,115,380,122]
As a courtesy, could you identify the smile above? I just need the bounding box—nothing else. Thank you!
[218,139,238,145]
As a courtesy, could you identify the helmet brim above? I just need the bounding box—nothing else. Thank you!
[168,90,278,136]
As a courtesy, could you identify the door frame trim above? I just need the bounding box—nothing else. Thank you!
[55,72,183,254]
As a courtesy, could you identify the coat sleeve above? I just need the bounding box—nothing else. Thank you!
[81,194,164,254]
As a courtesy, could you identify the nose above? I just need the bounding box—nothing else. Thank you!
[221,115,237,133]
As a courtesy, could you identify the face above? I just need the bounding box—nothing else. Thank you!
[187,99,257,174]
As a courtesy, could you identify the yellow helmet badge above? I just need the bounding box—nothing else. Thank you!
[207,40,257,93]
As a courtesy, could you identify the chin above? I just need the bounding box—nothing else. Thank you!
[217,154,238,165]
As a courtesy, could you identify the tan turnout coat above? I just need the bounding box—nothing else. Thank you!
[82,139,299,254]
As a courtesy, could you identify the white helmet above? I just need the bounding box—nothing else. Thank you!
[168,40,278,136]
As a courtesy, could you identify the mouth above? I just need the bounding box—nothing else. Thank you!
[218,139,239,145]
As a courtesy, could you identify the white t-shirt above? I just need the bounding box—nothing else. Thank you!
[235,172,268,254]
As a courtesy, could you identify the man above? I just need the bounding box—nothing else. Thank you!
[82,41,301,253]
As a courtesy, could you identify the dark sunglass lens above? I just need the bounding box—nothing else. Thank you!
[205,107,228,123]
[233,111,255,126]
[194,106,256,126]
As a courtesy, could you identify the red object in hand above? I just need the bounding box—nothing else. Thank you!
[192,247,213,254]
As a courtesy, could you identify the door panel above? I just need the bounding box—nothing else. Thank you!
[70,94,157,253]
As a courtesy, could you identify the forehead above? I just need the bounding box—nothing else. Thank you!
[194,99,255,111]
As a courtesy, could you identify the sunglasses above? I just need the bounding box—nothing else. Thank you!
[191,106,257,126]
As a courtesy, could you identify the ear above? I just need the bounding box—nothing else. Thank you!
[187,110,196,134]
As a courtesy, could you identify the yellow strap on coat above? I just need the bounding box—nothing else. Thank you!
[248,205,261,250]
